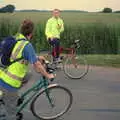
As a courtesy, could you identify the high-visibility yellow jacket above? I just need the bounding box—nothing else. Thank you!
[45,17,64,39]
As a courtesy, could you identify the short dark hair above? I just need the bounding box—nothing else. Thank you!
[20,19,34,36]
[53,9,60,12]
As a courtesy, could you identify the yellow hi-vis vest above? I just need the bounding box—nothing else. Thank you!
[0,36,29,88]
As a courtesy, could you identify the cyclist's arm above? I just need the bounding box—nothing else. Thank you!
[32,61,49,78]
[59,19,64,33]
[22,43,52,79]
[45,19,53,38]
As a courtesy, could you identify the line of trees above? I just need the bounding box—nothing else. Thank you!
[0,4,15,13]
[0,4,120,13]
[101,8,120,13]
[102,8,112,13]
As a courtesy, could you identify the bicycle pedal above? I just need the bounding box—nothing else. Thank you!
[60,56,64,60]
[58,61,62,63]
[16,113,23,120]
[53,60,62,64]
[75,56,79,59]
[17,98,24,106]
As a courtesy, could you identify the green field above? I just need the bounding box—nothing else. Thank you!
[84,54,120,68]
[1,12,120,25]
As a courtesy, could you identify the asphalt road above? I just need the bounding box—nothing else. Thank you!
[20,65,120,120]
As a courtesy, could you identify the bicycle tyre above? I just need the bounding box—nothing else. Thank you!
[30,84,73,120]
[63,56,89,79]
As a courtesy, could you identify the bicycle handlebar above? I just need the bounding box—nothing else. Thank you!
[41,60,56,81]
[70,39,80,49]
[74,39,80,43]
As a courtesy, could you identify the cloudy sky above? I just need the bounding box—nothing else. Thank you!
[0,0,119,12]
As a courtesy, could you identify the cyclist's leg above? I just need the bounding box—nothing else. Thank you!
[48,39,56,61]
[0,89,7,120]
[49,38,60,60]
[54,38,60,59]
[0,87,19,120]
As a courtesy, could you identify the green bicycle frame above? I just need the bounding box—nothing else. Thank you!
[17,76,51,113]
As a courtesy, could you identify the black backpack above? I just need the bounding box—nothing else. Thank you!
[0,36,24,68]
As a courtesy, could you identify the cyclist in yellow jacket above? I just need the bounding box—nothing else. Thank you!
[45,9,64,62]
[0,19,54,120]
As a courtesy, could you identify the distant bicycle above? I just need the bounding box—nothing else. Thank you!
[43,39,89,79]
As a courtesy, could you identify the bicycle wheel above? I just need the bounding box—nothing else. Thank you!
[31,84,73,120]
[64,55,89,79]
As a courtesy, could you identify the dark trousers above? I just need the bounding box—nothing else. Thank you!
[0,86,18,120]
[48,38,60,58]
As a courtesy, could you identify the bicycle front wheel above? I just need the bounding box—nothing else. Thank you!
[64,56,89,79]
[31,84,73,120]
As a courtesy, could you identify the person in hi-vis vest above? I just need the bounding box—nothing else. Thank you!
[0,19,54,120]
[45,9,64,62]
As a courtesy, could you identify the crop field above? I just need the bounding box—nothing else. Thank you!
[0,12,120,54]
[0,12,120,25]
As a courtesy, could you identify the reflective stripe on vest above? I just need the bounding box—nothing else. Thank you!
[11,41,26,60]
[11,40,29,65]
[0,70,22,88]
[6,71,23,81]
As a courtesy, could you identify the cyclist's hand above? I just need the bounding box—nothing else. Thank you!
[57,24,61,29]
[47,73,55,80]
[50,37,54,41]
[37,56,46,61]
[37,56,46,65]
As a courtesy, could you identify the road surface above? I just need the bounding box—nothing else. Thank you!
[20,65,120,120]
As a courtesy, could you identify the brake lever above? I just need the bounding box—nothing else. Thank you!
[43,62,56,82]
[74,39,80,43]
[50,73,56,82]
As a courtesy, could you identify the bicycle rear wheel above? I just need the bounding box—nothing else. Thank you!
[64,55,89,79]
[31,84,73,120]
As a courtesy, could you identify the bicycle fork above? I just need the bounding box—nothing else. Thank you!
[71,56,78,68]
[43,80,55,108]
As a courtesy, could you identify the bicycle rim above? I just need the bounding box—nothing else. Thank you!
[64,56,89,79]
[31,85,73,120]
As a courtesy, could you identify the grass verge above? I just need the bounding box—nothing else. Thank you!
[83,54,120,68]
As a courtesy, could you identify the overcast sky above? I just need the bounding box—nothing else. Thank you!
[0,0,120,12]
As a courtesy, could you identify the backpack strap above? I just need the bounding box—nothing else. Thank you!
[10,39,29,66]
[11,41,27,60]
[9,57,24,65]
[16,38,26,41]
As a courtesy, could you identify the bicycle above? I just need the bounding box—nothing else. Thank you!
[43,39,89,79]
[15,62,73,120]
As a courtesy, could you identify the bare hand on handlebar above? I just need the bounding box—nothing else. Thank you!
[47,73,55,80]
[36,56,55,81]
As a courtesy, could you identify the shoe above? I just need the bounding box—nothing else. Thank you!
[60,56,64,60]
[54,57,62,63]
[16,113,23,120]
